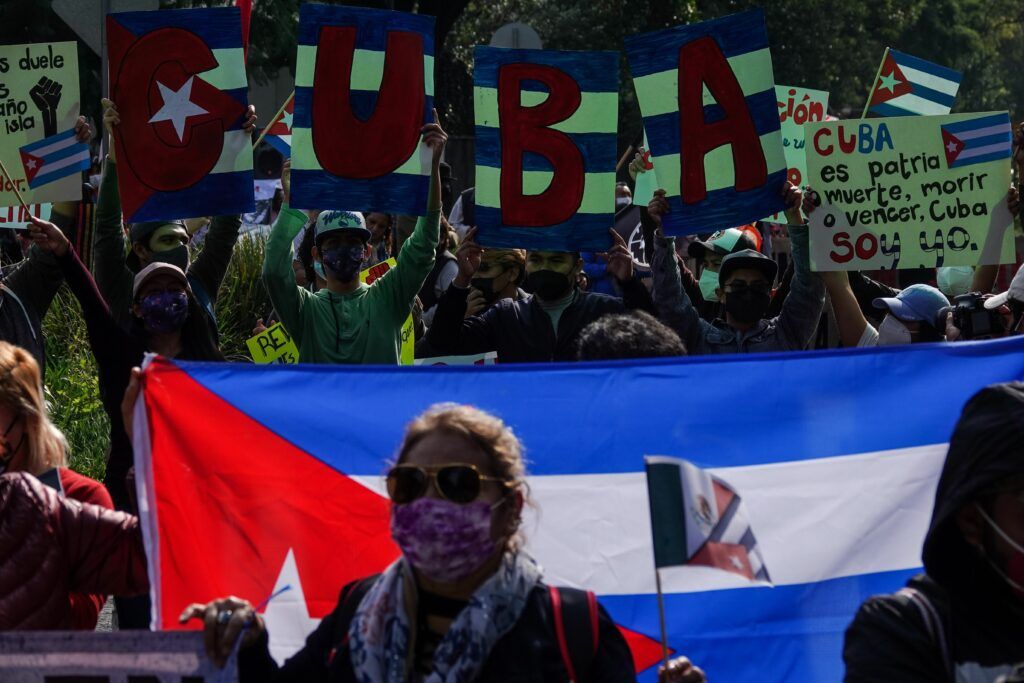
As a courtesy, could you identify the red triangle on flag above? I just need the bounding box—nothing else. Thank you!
[618,624,675,674]
[689,541,755,581]
[941,128,965,167]
[869,52,914,106]
[19,150,43,184]
[267,99,294,136]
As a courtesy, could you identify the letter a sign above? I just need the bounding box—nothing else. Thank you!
[474,47,618,252]
[626,9,787,235]
[291,5,435,216]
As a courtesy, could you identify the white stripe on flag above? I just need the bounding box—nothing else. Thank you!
[30,134,79,159]
[957,143,1008,161]
[37,150,90,176]
[900,65,960,96]
[715,507,748,546]
[210,130,254,175]
[352,442,946,596]
[953,124,1008,141]
[884,93,950,115]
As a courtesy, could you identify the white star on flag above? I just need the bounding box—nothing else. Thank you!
[280,110,293,131]
[947,141,959,153]
[878,71,900,93]
[262,549,321,664]
[26,159,37,170]
[148,76,209,142]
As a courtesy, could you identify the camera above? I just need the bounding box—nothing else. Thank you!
[938,292,1006,340]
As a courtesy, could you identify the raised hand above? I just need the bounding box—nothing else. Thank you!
[242,105,257,136]
[101,98,120,161]
[27,215,70,257]
[629,146,653,180]
[453,227,484,288]
[606,228,634,283]
[647,189,670,228]
[801,185,821,217]
[782,181,804,224]
[73,115,92,144]
[422,108,448,168]
[29,76,62,136]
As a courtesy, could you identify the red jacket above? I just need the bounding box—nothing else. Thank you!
[0,472,148,630]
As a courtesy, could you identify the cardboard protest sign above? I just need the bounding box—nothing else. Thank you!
[107,7,255,222]
[0,202,50,229]
[0,42,80,207]
[473,46,618,252]
[806,113,1015,271]
[414,351,498,366]
[360,257,414,365]
[864,48,961,118]
[291,5,435,216]
[248,322,299,364]
[775,85,828,188]
[625,9,787,235]
[0,631,237,682]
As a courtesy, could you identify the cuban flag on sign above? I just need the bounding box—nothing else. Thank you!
[19,129,90,189]
[106,7,255,223]
[866,48,962,117]
[940,112,1013,169]
[263,95,294,157]
[132,338,1024,681]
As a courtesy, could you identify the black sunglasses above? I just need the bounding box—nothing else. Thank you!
[386,463,505,505]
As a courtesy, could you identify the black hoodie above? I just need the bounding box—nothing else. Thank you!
[843,383,1024,682]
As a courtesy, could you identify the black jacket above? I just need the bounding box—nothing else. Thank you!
[425,280,654,363]
[844,383,1024,682]
[239,579,636,682]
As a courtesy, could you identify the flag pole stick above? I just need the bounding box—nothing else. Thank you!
[252,92,294,150]
[0,158,30,213]
[654,567,671,671]
[861,47,889,120]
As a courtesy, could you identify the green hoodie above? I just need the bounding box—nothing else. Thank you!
[263,205,439,364]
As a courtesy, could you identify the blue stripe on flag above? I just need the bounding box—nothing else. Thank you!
[940,112,1010,134]
[130,170,255,222]
[293,86,434,130]
[109,7,243,50]
[949,149,1011,168]
[475,127,616,172]
[602,567,920,681]
[265,135,291,157]
[297,3,435,54]
[290,168,429,216]
[641,89,781,154]
[660,169,788,235]
[38,141,89,165]
[889,49,962,84]
[28,155,90,189]
[960,133,1013,150]
[20,129,76,153]
[473,207,613,251]
[473,47,620,93]
[867,101,919,118]
[173,335,1024,478]
[625,8,768,78]
[905,82,956,108]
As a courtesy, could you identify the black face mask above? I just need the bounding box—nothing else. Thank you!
[471,268,509,304]
[148,244,189,271]
[527,269,572,301]
[725,288,771,324]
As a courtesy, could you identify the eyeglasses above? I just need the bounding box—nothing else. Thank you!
[385,463,506,505]
[724,280,771,295]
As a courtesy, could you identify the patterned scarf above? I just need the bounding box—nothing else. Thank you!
[348,551,542,683]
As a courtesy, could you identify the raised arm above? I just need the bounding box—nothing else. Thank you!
[774,184,826,350]
[91,100,134,318]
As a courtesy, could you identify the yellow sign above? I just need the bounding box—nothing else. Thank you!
[360,257,415,365]
[247,322,299,364]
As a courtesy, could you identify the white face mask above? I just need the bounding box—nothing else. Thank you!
[615,197,631,209]
[877,315,912,345]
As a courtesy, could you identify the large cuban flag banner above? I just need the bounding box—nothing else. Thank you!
[132,337,1024,681]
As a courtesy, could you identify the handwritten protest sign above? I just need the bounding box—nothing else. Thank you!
[805,112,1015,271]
[291,5,435,215]
[107,7,255,222]
[0,202,50,229]
[775,85,828,188]
[414,351,498,366]
[625,9,787,235]
[473,46,618,251]
[247,322,299,364]
[360,257,414,365]
[0,630,237,682]
[0,42,80,207]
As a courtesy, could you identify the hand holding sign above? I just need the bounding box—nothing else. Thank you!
[180,596,263,669]
[647,189,671,229]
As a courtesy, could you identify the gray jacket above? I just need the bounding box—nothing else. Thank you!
[652,224,825,354]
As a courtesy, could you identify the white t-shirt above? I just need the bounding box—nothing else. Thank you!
[857,324,880,347]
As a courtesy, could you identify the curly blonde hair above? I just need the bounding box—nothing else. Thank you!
[0,342,66,474]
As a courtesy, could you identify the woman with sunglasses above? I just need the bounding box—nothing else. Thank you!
[183,404,706,682]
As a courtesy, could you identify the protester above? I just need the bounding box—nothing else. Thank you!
[683,227,762,322]
[364,211,394,267]
[463,247,527,316]
[982,263,1024,335]
[94,99,257,335]
[419,216,460,325]
[0,340,114,629]
[425,228,655,362]
[844,382,1024,681]
[648,184,825,354]
[823,275,950,347]
[576,311,687,360]
[182,403,703,682]
[262,113,448,364]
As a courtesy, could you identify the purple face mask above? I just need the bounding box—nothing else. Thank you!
[391,497,501,583]
[138,290,188,333]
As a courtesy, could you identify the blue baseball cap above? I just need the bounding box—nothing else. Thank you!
[314,210,370,244]
[873,284,950,323]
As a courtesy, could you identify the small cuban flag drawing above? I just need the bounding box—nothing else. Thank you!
[19,129,90,189]
[865,48,962,118]
[264,93,294,157]
[940,112,1013,169]
[645,455,770,583]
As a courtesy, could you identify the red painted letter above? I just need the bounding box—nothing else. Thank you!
[498,63,584,227]
[678,36,766,204]
[312,27,424,178]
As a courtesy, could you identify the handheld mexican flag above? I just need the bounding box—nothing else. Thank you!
[863,48,962,118]
[644,456,770,583]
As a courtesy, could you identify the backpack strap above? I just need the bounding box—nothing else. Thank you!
[549,585,600,682]
[897,586,953,680]
[325,574,380,666]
